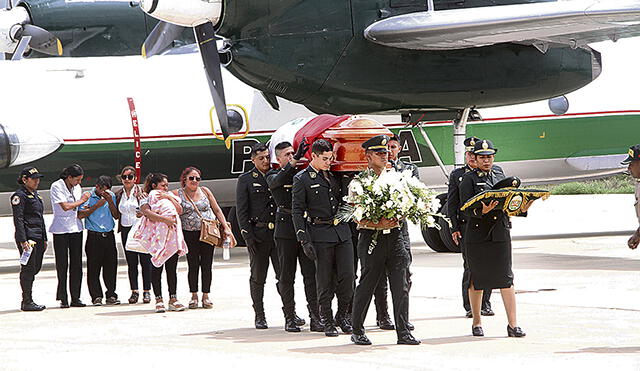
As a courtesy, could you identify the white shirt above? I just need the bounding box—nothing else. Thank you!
[49,178,84,234]
[118,188,140,227]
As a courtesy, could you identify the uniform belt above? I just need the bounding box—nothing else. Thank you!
[277,207,292,214]
[307,217,341,226]
[357,225,400,231]
[87,230,113,238]
[252,221,275,230]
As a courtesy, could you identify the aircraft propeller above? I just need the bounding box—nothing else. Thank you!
[0,0,62,59]
[141,21,185,58]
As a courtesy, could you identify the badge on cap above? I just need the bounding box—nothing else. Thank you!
[381,138,387,145]
[470,139,476,146]
[11,195,20,205]
[482,141,489,150]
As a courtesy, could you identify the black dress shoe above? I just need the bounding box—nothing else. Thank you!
[351,333,372,345]
[310,318,324,332]
[324,323,339,337]
[465,310,473,318]
[397,333,421,345]
[21,301,45,312]
[255,316,268,330]
[60,301,70,309]
[406,321,415,331]
[284,318,301,332]
[376,316,395,330]
[293,313,306,326]
[335,317,353,334]
[70,300,86,308]
[481,308,495,316]
[472,326,484,337]
[507,325,526,337]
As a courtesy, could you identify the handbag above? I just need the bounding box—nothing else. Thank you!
[124,219,149,254]
[184,188,222,246]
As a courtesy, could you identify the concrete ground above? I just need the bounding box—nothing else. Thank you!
[0,195,639,370]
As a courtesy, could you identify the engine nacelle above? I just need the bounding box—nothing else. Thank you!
[0,123,63,168]
[140,0,222,27]
[0,6,30,54]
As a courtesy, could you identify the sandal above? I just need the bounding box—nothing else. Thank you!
[128,292,139,304]
[143,292,151,304]
[155,300,165,313]
[188,299,198,310]
[202,298,213,309]
[168,300,186,312]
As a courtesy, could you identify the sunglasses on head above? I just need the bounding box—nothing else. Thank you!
[188,176,201,181]
[122,174,135,180]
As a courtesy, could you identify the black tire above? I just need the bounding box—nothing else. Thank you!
[422,226,450,252]
[225,207,246,247]
[438,208,461,253]
[421,192,450,253]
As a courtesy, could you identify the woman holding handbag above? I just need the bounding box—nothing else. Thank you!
[115,166,152,304]
[173,167,232,309]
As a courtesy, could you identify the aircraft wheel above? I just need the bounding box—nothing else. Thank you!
[421,226,450,253]
[438,208,461,253]
[225,207,246,247]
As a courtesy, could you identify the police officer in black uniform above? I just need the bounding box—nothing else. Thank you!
[292,139,354,337]
[388,133,419,330]
[11,167,47,311]
[266,139,322,332]
[236,143,285,329]
[446,137,494,318]
[350,135,419,346]
[458,139,527,337]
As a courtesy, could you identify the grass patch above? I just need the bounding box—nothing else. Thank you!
[536,174,635,195]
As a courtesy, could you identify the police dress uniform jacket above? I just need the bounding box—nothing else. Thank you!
[266,163,297,240]
[392,159,419,179]
[458,167,514,290]
[236,168,277,243]
[292,166,351,244]
[12,187,47,243]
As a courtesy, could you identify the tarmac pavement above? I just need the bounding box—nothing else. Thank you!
[0,195,638,370]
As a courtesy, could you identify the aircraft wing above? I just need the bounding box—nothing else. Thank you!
[364,0,640,51]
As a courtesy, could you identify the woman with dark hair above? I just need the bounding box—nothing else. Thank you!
[49,164,90,308]
[12,167,47,311]
[115,166,151,304]
[138,173,187,313]
[172,166,231,309]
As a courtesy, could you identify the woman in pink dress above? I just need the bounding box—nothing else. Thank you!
[134,173,188,313]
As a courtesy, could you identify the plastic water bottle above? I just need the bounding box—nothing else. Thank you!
[222,237,231,261]
[19,240,35,265]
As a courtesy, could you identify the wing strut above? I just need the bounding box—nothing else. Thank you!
[416,122,449,181]
[453,107,471,169]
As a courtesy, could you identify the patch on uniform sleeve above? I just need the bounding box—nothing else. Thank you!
[11,195,20,205]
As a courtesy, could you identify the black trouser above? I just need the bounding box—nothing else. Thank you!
[315,239,354,322]
[400,221,413,292]
[152,253,179,298]
[85,230,118,300]
[184,230,214,293]
[53,232,83,303]
[17,239,46,301]
[248,237,282,314]
[351,226,389,319]
[275,237,317,318]
[121,226,152,291]
[461,231,492,312]
[352,229,410,338]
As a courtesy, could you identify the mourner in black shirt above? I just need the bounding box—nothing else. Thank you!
[11,167,47,311]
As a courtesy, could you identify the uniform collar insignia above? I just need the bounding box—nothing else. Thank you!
[252,172,258,178]
[310,172,317,179]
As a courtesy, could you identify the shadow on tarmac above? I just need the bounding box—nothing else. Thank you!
[557,346,640,354]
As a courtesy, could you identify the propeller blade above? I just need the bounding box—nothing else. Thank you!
[20,24,62,56]
[141,21,186,59]
[194,22,229,140]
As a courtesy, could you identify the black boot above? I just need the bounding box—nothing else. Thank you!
[308,304,323,332]
[253,304,268,329]
[335,311,353,334]
[375,293,394,330]
[21,294,45,312]
[376,315,395,330]
[321,311,338,337]
[283,308,301,332]
[293,312,306,326]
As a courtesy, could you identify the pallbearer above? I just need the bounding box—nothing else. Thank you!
[350,135,419,346]
[266,139,321,332]
[292,139,354,337]
[236,143,284,329]
[11,167,47,311]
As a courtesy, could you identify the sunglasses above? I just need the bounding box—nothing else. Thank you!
[122,174,135,180]
[188,176,201,181]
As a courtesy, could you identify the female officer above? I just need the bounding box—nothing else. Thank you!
[11,167,47,311]
[458,140,532,338]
